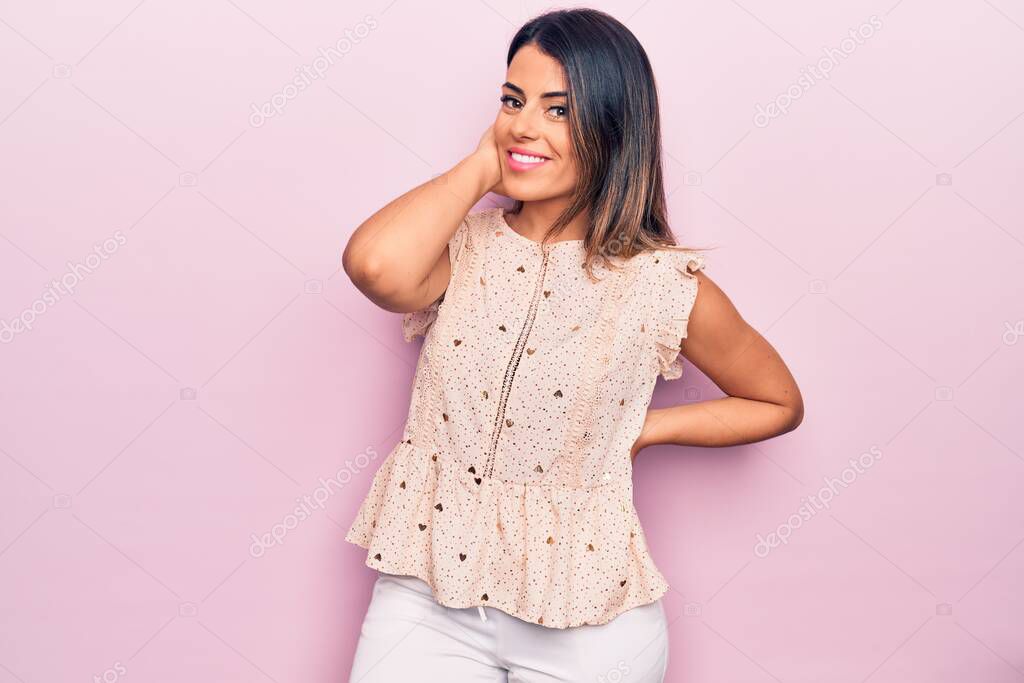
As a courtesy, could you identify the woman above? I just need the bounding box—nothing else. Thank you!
[342,8,803,682]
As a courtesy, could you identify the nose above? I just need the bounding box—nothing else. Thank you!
[509,103,541,141]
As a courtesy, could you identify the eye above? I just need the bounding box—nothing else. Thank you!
[500,94,522,110]
[547,105,568,120]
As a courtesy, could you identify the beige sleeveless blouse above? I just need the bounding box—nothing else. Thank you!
[345,207,705,629]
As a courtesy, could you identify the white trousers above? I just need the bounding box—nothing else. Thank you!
[348,571,669,683]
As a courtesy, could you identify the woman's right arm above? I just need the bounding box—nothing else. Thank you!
[342,127,503,314]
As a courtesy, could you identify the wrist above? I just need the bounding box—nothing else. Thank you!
[461,151,501,195]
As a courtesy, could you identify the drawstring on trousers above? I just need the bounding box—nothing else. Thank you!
[477,605,488,622]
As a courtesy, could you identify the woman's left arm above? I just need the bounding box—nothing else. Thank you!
[632,269,804,458]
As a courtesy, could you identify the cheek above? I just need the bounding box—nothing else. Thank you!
[552,150,578,187]
[492,116,513,143]
[552,134,576,175]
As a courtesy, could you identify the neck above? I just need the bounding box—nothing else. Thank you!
[507,199,590,243]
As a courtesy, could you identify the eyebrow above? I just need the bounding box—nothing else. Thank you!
[502,82,568,99]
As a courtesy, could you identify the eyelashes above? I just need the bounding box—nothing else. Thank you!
[499,94,568,120]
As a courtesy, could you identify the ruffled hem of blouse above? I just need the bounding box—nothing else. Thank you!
[344,441,670,629]
[654,249,706,381]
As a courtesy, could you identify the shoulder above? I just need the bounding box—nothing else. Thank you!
[450,207,502,249]
[631,246,708,292]
[465,206,503,231]
[649,246,706,276]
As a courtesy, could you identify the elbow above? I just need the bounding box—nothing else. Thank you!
[789,405,804,432]
[342,242,387,295]
[342,246,416,314]
[764,387,804,437]
[781,397,804,434]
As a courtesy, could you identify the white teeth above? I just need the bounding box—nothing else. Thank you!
[510,152,546,164]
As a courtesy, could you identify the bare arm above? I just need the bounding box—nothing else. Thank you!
[632,270,804,457]
[342,125,504,314]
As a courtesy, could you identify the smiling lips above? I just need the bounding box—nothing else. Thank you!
[506,148,550,172]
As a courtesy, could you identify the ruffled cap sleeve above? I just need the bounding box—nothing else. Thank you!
[402,217,470,342]
[653,249,705,380]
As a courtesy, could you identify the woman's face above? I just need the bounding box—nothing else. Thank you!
[494,43,578,202]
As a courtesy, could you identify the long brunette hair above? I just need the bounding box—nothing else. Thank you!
[506,8,696,274]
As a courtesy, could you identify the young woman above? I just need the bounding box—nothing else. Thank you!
[341,8,803,682]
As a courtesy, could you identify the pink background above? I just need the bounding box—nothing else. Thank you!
[2,1,1023,681]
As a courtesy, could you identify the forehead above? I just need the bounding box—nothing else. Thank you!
[506,43,567,93]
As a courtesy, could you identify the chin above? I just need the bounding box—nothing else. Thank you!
[501,184,570,203]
